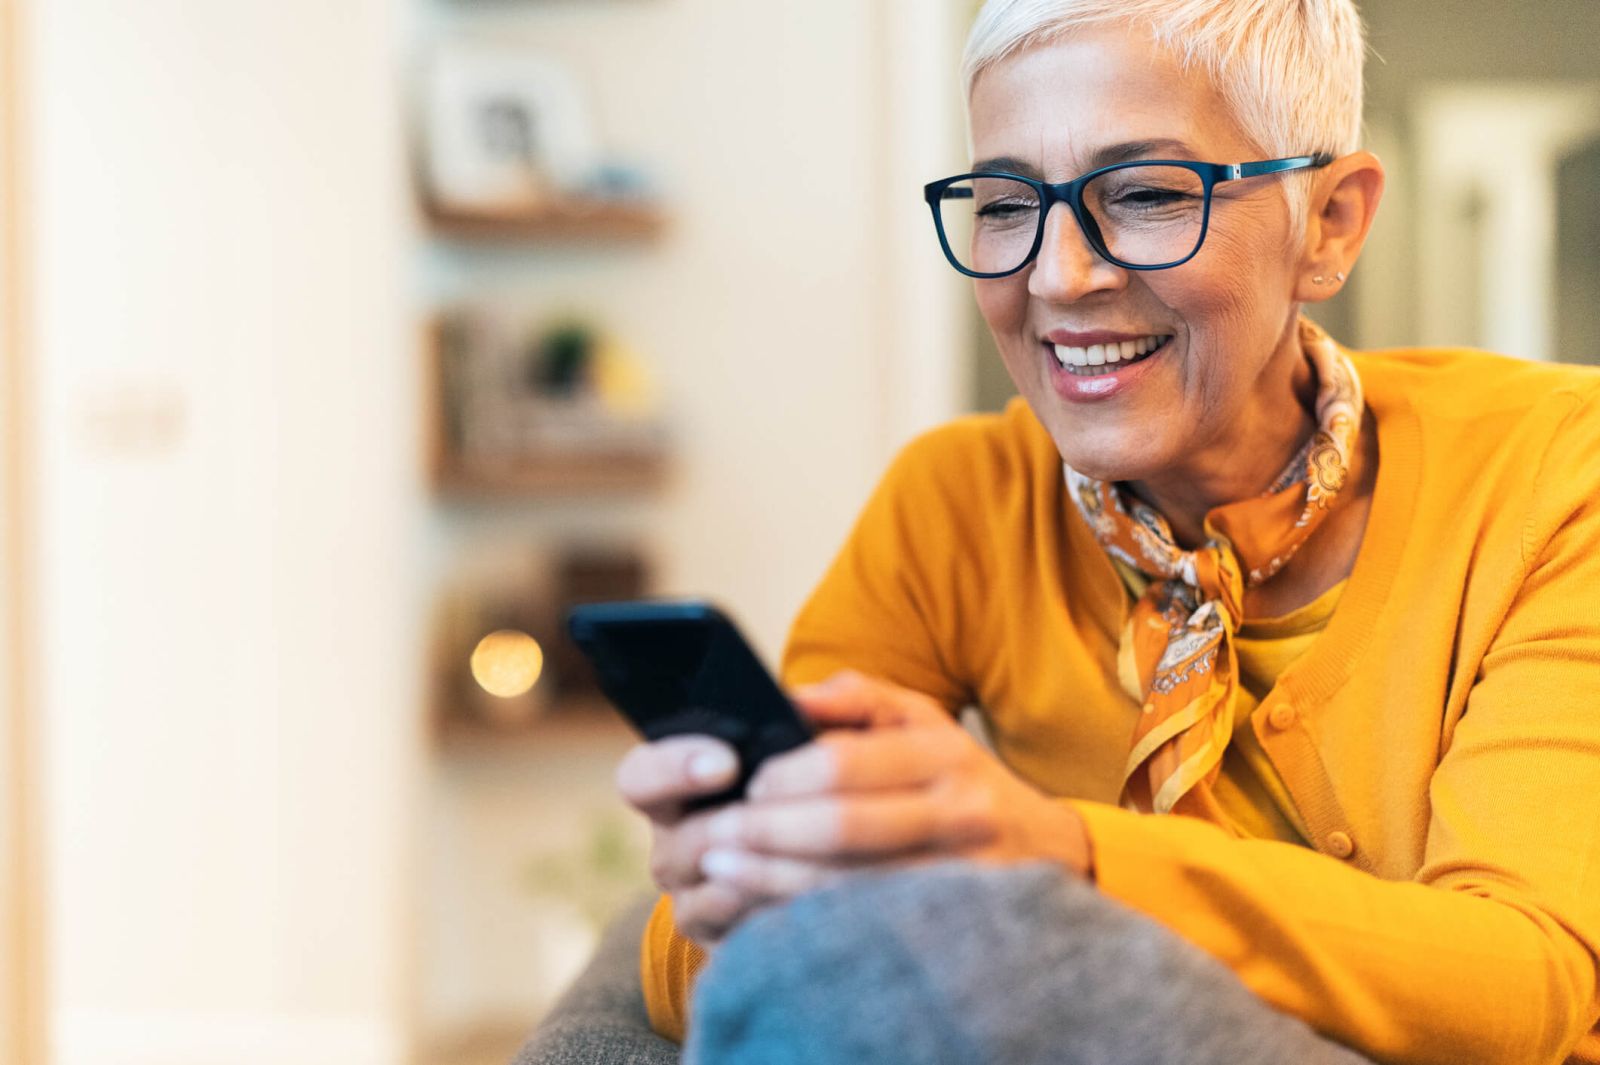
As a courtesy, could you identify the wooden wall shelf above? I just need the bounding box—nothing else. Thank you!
[433,451,668,498]
[424,198,666,243]
[433,695,632,755]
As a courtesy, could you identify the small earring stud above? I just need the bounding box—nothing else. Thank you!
[1335,270,1347,282]
[1313,275,1327,285]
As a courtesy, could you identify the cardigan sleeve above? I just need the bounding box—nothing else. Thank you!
[778,423,985,708]
[1073,394,1600,1065]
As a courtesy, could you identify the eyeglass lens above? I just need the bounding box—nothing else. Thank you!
[936,165,1208,274]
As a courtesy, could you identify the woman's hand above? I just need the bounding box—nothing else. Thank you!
[696,670,1093,912]
[614,734,760,949]
[616,669,1094,949]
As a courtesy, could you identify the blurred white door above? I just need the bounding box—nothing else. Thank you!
[1413,83,1600,360]
[17,2,425,1064]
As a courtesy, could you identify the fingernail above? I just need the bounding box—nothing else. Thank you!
[701,848,746,880]
[707,809,741,844]
[688,748,736,784]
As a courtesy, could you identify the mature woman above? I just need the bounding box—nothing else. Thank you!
[615,1,1600,1062]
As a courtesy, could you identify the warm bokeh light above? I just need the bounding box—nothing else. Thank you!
[470,629,544,697]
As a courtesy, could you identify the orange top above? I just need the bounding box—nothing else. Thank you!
[642,347,1600,1065]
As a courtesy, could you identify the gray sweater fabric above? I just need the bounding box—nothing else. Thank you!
[686,862,1371,1065]
[521,862,1371,1065]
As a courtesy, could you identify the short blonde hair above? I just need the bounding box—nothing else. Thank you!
[963,0,1367,228]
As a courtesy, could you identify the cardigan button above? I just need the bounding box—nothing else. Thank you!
[1327,831,1355,859]
[1267,702,1298,731]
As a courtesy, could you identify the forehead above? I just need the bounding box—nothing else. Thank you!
[967,26,1247,175]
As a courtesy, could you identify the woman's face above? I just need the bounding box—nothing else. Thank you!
[967,27,1309,483]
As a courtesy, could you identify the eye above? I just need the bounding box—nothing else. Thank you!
[1113,186,1192,207]
[976,200,1035,218]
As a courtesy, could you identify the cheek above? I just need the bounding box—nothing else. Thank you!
[1174,232,1265,319]
[1183,202,1298,317]
[1154,222,1287,352]
[974,278,1029,352]
[1144,224,1294,416]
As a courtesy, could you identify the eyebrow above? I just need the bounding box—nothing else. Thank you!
[971,138,1200,178]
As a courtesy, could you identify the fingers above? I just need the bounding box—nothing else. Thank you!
[791,670,951,730]
[671,878,752,948]
[700,849,944,905]
[670,843,860,948]
[615,736,740,824]
[647,815,715,892]
[705,789,997,859]
[671,853,843,947]
[699,848,854,902]
[747,727,960,801]
[684,848,941,949]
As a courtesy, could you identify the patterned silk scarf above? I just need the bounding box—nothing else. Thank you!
[1065,318,1363,823]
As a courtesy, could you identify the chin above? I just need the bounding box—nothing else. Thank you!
[1061,455,1143,483]
[1043,420,1168,483]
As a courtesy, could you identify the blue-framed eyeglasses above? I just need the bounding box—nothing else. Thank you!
[922,154,1334,278]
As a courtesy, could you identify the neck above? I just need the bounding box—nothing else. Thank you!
[1128,333,1319,549]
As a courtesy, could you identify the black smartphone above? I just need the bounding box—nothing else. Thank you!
[565,599,815,807]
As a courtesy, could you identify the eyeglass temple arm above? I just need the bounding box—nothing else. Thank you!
[1234,153,1336,179]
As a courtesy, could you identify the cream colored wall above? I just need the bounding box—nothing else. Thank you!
[26,2,420,1063]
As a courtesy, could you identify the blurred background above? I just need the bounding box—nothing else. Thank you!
[0,1,1595,1064]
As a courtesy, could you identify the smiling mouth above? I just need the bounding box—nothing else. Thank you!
[1050,335,1173,376]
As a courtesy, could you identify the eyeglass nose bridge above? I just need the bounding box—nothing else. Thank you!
[1033,179,1115,272]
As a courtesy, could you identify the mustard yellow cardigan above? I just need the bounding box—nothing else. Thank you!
[643,346,1600,1065]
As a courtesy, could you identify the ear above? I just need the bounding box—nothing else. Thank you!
[1292,151,1386,303]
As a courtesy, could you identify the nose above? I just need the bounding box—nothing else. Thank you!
[1027,202,1128,303]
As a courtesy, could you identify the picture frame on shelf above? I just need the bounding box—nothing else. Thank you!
[419,43,599,217]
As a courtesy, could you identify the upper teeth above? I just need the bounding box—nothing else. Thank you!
[1053,335,1170,368]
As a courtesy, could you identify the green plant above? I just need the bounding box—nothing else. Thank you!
[523,811,652,927]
